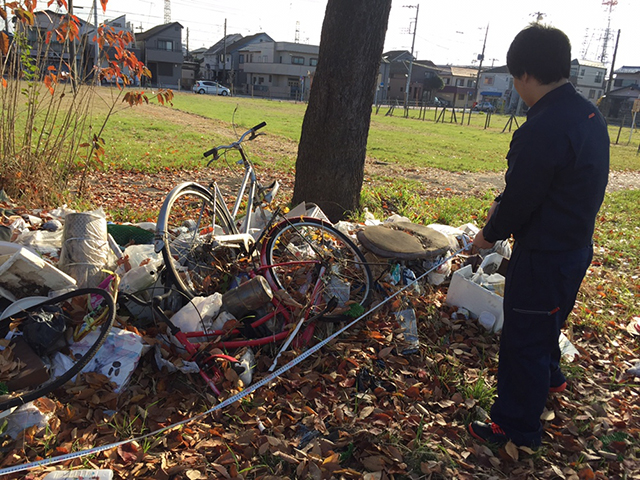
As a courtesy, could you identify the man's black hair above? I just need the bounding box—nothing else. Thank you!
[507,23,571,84]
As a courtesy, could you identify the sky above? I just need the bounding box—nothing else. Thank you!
[68,0,638,72]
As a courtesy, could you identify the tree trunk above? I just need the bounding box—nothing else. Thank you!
[292,0,392,222]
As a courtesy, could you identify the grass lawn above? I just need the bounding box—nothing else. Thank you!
[96,91,639,173]
[2,83,639,480]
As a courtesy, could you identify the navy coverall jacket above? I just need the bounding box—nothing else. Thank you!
[480,82,609,446]
[483,82,609,250]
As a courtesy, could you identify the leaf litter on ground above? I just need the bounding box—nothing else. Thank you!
[0,184,639,479]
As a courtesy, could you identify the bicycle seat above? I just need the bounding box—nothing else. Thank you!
[256,180,280,204]
[356,221,453,260]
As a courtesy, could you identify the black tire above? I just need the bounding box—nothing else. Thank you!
[261,217,373,321]
[221,90,229,96]
[198,89,205,94]
[155,182,237,299]
[0,288,116,412]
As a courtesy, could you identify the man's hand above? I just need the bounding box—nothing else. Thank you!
[472,228,495,253]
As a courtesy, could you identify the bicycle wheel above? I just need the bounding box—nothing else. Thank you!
[0,288,115,412]
[261,217,373,320]
[155,182,237,299]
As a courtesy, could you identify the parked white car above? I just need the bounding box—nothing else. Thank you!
[193,80,230,96]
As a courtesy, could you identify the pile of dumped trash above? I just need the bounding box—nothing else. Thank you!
[0,196,525,445]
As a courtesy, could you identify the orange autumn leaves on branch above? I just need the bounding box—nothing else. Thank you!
[2,0,171,105]
[1,0,173,170]
[97,27,151,89]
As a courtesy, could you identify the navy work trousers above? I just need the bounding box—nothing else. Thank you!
[490,243,593,447]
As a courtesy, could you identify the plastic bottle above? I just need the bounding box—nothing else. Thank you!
[119,262,159,294]
[478,311,496,331]
[395,308,420,355]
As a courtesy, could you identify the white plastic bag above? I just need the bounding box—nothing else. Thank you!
[50,327,147,393]
[4,402,53,439]
[170,293,223,333]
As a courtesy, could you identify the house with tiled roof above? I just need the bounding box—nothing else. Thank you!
[26,11,97,79]
[201,34,243,81]
[202,33,274,90]
[570,59,606,104]
[438,66,478,108]
[135,22,183,88]
[382,50,442,103]
[612,66,640,89]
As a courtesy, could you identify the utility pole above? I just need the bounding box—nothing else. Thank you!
[222,18,227,84]
[403,4,419,115]
[605,29,620,95]
[93,0,99,82]
[472,24,488,105]
[69,0,77,92]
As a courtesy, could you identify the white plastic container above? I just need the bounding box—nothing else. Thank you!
[119,262,160,294]
[446,264,504,333]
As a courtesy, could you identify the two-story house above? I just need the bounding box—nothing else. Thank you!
[383,50,442,104]
[569,59,605,104]
[202,33,274,91]
[238,41,319,100]
[476,65,513,108]
[201,34,243,82]
[28,11,97,80]
[135,22,183,89]
[600,65,640,119]
[611,66,640,89]
[438,66,478,108]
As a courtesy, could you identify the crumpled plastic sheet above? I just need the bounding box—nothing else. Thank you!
[50,327,148,393]
[3,401,53,439]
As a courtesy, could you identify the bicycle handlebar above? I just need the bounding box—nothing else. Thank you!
[203,122,267,160]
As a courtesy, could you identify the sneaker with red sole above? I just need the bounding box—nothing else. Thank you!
[549,381,567,393]
[468,421,509,445]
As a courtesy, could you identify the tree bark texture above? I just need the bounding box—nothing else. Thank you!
[292,0,392,222]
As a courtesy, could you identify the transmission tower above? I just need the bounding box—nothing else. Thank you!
[599,0,617,63]
[164,0,171,24]
[295,21,300,43]
[530,11,546,23]
[581,28,595,60]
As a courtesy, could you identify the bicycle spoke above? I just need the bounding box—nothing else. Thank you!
[158,184,236,298]
[263,218,373,321]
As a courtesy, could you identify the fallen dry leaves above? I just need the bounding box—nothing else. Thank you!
[0,275,637,480]
[1,170,639,479]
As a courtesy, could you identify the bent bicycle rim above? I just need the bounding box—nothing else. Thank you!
[0,288,116,412]
[156,183,237,299]
[261,217,373,321]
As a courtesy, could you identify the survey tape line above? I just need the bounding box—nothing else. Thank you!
[0,246,467,476]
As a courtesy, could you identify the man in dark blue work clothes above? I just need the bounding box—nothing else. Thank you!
[469,24,610,447]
